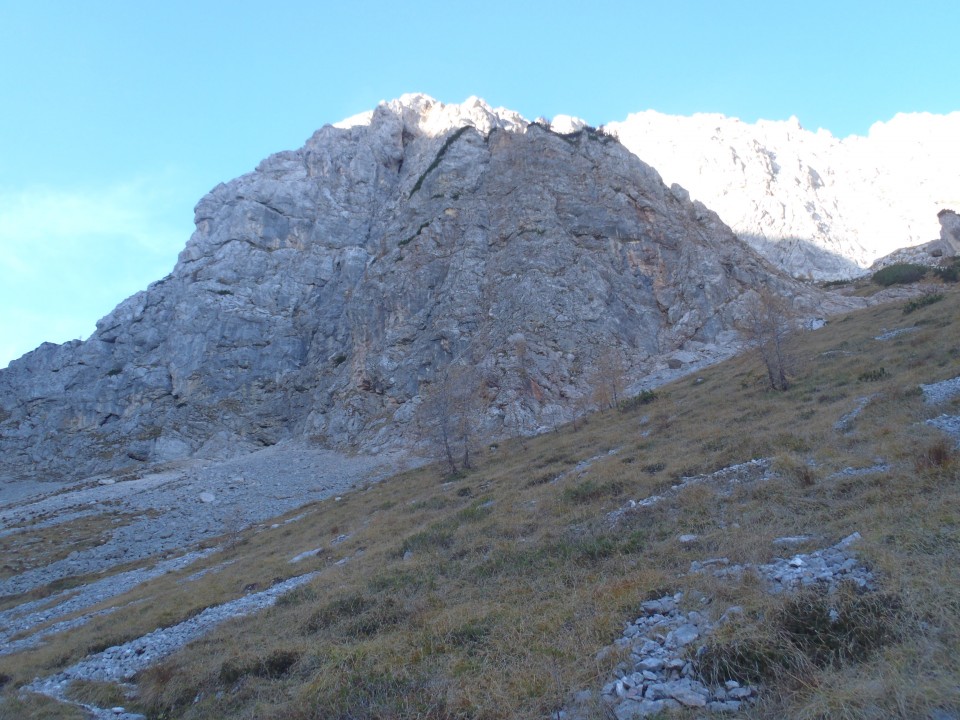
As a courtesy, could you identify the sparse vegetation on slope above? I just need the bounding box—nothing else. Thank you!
[3,289,960,719]
[872,263,929,286]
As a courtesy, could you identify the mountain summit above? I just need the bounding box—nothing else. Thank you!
[0,95,843,481]
[607,110,960,279]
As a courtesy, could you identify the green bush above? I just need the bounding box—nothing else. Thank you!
[872,263,928,286]
[903,293,944,314]
[934,265,959,282]
[622,390,658,410]
[857,367,886,382]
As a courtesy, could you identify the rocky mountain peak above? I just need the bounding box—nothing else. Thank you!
[606,110,960,279]
[0,96,851,482]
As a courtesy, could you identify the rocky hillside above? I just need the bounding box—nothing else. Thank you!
[606,110,960,279]
[0,95,848,482]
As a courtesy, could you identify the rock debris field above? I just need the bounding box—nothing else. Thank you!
[1,442,412,597]
[0,442,418,716]
[561,533,875,720]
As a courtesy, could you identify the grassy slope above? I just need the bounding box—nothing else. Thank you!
[2,286,959,720]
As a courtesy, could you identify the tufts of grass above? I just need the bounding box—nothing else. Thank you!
[700,582,904,687]
[64,679,130,709]
[560,479,625,504]
[914,437,958,474]
[772,453,819,487]
[219,648,302,683]
[303,594,371,634]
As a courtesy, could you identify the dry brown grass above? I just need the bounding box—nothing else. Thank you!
[3,287,960,718]
[0,512,136,582]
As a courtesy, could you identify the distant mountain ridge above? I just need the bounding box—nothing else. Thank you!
[0,95,851,481]
[606,110,960,279]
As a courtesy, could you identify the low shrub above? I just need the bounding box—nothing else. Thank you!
[772,453,818,487]
[903,293,944,314]
[777,585,901,667]
[345,598,408,638]
[857,367,887,382]
[622,390,658,410]
[934,265,959,282]
[872,263,928,286]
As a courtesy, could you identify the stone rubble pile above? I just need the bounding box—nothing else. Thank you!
[596,592,753,718]
[690,532,873,593]
[572,533,873,719]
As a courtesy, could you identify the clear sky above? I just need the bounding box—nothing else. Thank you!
[2,0,958,368]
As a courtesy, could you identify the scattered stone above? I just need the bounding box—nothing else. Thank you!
[834,395,877,432]
[921,376,960,405]
[608,458,771,522]
[773,535,814,546]
[25,572,320,711]
[289,547,323,564]
[198,492,215,503]
[874,327,918,341]
[669,686,708,707]
[927,415,960,447]
[828,462,891,479]
[671,625,699,646]
[678,534,699,544]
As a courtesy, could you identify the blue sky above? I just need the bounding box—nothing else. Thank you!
[2,0,959,368]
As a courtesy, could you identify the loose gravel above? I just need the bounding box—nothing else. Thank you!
[24,572,320,719]
[0,442,418,597]
[921,376,960,405]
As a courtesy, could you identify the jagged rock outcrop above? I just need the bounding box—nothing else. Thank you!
[606,111,960,279]
[940,209,960,255]
[0,95,848,482]
[870,208,960,269]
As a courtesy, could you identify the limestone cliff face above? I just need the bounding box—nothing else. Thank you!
[0,95,838,481]
[606,111,960,279]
